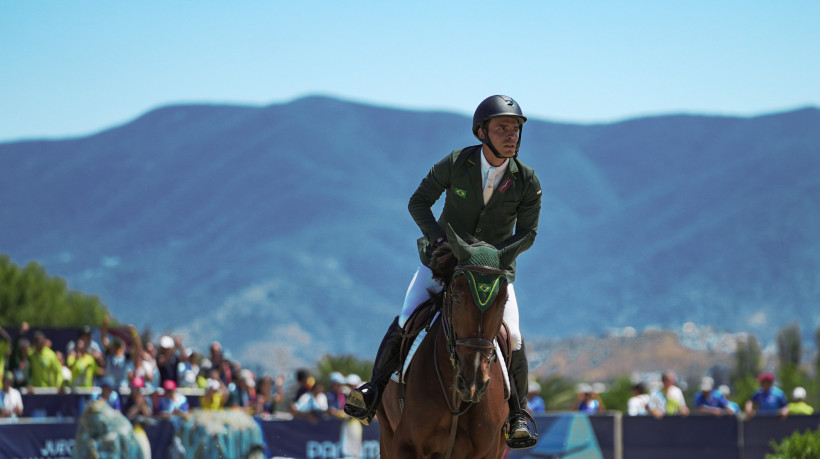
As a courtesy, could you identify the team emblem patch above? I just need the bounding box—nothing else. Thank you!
[479,283,492,293]
[455,188,467,198]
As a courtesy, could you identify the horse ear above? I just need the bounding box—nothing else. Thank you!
[446,224,474,263]
[498,236,529,268]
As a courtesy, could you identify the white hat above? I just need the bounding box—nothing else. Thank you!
[528,381,541,394]
[329,372,346,384]
[240,369,256,387]
[159,335,174,349]
[577,383,592,393]
[700,377,714,391]
[793,386,807,400]
[718,385,731,396]
[346,374,362,386]
[207,378,221,391]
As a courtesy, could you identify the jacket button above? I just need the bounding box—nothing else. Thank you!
[475,228,482,234]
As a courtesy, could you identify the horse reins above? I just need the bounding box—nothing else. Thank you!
[435,265,504,459]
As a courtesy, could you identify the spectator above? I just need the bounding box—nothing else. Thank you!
[526,381,546,414]
[576,383,605,414]
[178,349,198,388]
[745,372,788,418]
[0,326,11,378]
[200,378,229,410]
[122,377,153,422]
[27,331,64,389]
[135,340,159,390]
[103,337,134,389]
[9,323,31,388]
[55,351,72,391]
[226,368,256,412]
[292,369,314,403]
[786,386,814,415]
[209,341,227,382]
[649,371,690,418]
[90,376,121,410]
[693,377,734,416]
[67,338,99,388]
[66,325,103,357]
[156,379,189,420]
[1,371,24,418]
[627,383,650,416]
[326,372,348,418]
[252,375,284,418]
[718,385,741,415]
[292,381,328,422]
[157,335,187,386]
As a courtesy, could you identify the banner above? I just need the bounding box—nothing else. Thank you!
[0,420,77,459]
[0,416,381,459]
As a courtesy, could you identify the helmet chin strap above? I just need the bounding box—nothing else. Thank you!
[480,122,522,159]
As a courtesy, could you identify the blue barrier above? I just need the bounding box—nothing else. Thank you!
[0,415,381,459]
[2,410,819,459]
[509,413,603,458]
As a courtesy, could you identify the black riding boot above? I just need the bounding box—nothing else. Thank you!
[506,344,538,449]
[344,316,403,425]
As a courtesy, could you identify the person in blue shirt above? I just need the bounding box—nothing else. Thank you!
[89,376,121,411]
[576,383,605,414]
[718,385,741,415]
[745,372,788,418]
[693,377,734,416]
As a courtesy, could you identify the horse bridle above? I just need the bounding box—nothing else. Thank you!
[436,264,506,413]
[434,264,508,459]
[442,265,505,368]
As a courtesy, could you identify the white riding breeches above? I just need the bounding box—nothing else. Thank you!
[398,264,523,351]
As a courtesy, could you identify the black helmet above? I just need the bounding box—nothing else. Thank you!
[472,95,527,158]
[472,95,527,140]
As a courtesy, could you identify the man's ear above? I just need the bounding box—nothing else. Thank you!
[477,126,486,140]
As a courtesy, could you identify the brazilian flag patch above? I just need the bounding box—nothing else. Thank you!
[455,188,467,198]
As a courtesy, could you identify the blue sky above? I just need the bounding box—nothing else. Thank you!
[2,1,818,142]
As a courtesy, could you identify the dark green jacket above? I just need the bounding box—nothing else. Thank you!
[408,145,542,282]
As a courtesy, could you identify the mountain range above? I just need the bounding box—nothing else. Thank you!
[1,96,818,374]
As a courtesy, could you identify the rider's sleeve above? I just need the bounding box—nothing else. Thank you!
[408,152,453,242]
[496,169,541,257]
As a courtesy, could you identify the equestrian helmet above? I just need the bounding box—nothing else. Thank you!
[472,95,527,141]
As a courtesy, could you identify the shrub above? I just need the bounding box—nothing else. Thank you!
[767,428,820,459]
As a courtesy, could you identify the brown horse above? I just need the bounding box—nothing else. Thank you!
[377,226,524,458]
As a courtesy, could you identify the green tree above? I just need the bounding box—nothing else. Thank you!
[315,354,373,385]
[776,322,801,368]
[0,254,109,327]
[731,333,762,405]
[775,323,810,402]
[538,374,578,411]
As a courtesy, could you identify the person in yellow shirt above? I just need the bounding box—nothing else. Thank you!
[787,387,814,415]
[200,378,228,410]
[26,331,63,389]
[67,338,99,387]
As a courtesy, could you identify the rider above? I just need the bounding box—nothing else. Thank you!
[344,95,541,449]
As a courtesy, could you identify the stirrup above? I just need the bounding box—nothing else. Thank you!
[344,387,379,426]
[504,410,538,449]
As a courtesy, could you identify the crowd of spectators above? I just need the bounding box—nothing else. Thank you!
[0,322,367,426]
[1,323,816,425]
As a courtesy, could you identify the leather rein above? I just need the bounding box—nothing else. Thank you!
[434,264,506,459]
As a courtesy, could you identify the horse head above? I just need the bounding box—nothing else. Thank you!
[433,224,522,403]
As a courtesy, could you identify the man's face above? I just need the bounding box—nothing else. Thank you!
[481,116,520,158]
